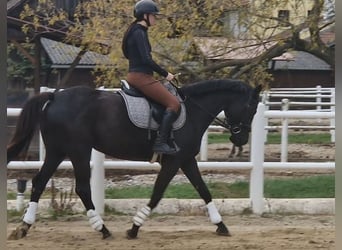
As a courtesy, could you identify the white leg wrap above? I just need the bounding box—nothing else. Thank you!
[206,201,222,224]
[23,202,38,225]
[87,209,104,231]
[133,206,151,227]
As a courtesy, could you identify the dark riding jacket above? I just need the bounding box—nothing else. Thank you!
[122,23,168,77]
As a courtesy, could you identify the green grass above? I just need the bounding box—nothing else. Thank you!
[266,133,332,144]
[8,175,334,200]
[208,133,230,144]
[104,175,334,199]
[264,175,335,198]
[208,132,332,144]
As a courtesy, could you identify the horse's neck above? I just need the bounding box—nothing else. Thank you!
[187,94,226,133]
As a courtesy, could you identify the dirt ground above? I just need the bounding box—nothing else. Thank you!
[7,214,335,250]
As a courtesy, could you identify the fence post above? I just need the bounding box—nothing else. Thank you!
[39,87,50,161]
[16,179,27,211]
[200,130,208,161]
[316,85,322,123]
[261,91,269,142]
[281,99,289,162]
[250,103,265,214]
[330,89,335,143]
[91,149,105,215]
[316,85,322,112]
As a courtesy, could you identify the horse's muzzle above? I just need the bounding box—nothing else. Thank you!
[229,134,248,147]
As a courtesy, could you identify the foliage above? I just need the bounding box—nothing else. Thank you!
[16,0,334,87]
[7,44,34,87]
[49,178,77,215]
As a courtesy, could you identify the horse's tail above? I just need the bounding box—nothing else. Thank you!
[7,92,54,163]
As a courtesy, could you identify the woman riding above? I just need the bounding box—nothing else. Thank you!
[122,0,180,155]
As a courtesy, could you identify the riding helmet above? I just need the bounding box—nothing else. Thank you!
[134,0,160,18]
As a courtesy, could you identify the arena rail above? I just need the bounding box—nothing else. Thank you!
[7,103,335,215]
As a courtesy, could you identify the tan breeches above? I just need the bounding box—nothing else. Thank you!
[127,72,180,112]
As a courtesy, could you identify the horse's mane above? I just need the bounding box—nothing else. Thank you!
[179,79,251,97]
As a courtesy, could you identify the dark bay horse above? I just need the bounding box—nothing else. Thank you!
[7,79,262,240]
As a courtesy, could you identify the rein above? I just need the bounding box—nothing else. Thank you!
[176,83,251,135]
[169,79,235,132]
[185,96,231,130]
[167,77,248,134]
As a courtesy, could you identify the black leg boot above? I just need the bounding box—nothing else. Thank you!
[153,110,179,155]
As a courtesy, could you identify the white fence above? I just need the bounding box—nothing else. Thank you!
[199,89,335,161]
[7,102,335,215]
[262,85,335,110]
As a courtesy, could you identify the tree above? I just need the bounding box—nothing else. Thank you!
[7,43,34,89]
[16,0,335,87]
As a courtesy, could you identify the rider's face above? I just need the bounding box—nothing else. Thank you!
[145,13,157,26]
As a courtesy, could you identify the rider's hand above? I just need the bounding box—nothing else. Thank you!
[166,72,175,81]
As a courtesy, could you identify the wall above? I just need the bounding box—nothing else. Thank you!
[270,70,335,88]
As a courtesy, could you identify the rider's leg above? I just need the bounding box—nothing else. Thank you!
[127,73,181,154]
[152,109,179,154]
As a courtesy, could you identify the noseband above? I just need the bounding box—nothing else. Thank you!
[225,119,251,134]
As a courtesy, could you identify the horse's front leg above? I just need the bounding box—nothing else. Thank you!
[181,157,231,236]
[126,157,180,239]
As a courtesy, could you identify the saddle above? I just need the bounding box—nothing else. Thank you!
[118,80,186,131]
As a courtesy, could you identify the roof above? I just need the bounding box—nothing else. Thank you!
[193,37,276,60]
[270,50,331,71]
[192,37,331,71]
[41,37,112,68]
[319,30,335,46]
[7,0,23,12]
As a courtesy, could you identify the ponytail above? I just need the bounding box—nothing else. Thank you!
[122,20,140,59]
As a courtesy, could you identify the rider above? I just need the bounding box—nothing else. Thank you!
[122,0,180,155]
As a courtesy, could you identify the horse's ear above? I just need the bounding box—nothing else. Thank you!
[250,85,262,106]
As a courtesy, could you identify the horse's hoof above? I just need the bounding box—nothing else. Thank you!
[100,225,113,239]
[7,222,31,240]
[216,222,231,237]
[126,229,138,239]
[102,231,113,239]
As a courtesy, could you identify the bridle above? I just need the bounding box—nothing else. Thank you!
[170,78,251,135]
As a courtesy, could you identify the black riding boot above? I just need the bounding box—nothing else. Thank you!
[153,110,179,155]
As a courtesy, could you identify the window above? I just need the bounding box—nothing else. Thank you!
[278,10,290,27]
[220,10,247,38]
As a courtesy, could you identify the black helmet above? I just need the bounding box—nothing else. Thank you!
[134,0,160,18]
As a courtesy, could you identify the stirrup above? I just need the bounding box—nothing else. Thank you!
[153,143,179,155]
[150,153,159,163]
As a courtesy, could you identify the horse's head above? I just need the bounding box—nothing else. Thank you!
[225,85,262,147]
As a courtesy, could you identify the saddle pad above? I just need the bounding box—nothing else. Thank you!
[118,90,186,131]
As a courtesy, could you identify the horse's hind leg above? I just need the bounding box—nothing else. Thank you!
[126,158,180,239]
[181,157,231,236]
[69,149,112,239]
[8,151,65,240]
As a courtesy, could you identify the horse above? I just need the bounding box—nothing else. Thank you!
[7,79,262,240]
